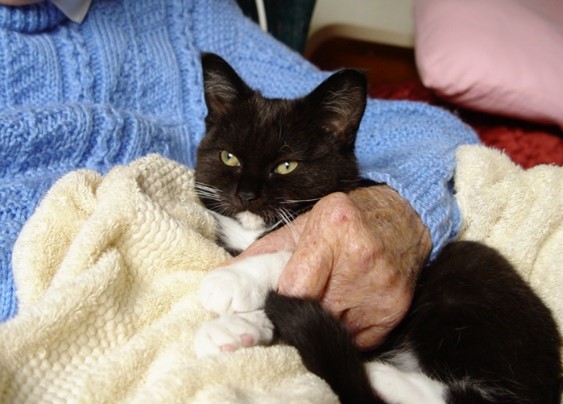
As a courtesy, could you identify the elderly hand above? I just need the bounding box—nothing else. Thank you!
[235,185,432,350]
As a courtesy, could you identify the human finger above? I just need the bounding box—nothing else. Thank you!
[277,209,335,299]
[279,191,369,298]
[340,285,411,348]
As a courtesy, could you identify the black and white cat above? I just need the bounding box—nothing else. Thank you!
[193,53,562,403]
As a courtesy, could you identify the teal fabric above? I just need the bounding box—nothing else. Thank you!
[236,0,316,53]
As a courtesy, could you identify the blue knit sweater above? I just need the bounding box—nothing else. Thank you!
[0,0,478,320]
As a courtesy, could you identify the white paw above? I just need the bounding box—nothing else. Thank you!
[366,361,446,404]
[194,310,274,357]
[199,266,267,314]
[199,251,291,314]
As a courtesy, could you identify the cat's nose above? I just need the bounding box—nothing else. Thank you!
[238,191,257,207]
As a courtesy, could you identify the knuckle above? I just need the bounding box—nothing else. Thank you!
[319,194,358,226]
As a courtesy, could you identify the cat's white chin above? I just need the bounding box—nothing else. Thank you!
[212,211,267,251]
[235,211,265,231]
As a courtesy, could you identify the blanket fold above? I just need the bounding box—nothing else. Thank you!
[455,145,562,324]
[0,147,560,402]
[2,154,336,403]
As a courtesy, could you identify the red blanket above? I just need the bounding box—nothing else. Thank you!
[371,80,563,168]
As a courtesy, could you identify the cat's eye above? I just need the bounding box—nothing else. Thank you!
[220,150,241,167]
[274,161,299,175]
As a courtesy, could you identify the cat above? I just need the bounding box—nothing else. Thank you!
[193,53,562,403]
[194,53,365,255]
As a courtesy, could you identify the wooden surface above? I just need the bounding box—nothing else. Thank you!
[306,36,419,87]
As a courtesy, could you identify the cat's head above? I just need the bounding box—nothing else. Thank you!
[195,52,367,232]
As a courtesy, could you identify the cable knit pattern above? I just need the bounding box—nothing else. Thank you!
[0,0,478,321]
[0,2,65,33]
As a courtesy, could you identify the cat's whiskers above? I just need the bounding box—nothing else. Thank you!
[279,197,321,205]
[274,207,300,243]
[275,207,294,226]
[206,201,231,217]
[194,182,236,217]
[194,182,223,201]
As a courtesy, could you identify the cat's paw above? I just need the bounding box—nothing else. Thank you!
[199,251,291,314]
[199,265,268,314]
[194,310,274,357]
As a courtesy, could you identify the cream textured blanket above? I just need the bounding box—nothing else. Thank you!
[1,147,561,402]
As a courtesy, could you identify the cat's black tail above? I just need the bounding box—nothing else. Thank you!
[265,291,383,404]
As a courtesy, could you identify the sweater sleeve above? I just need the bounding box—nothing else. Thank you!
[193,0,480,259]
[355,100,479,259]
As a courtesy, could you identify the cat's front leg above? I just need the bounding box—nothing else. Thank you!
[195,250,291,357]
[199,250,292,314]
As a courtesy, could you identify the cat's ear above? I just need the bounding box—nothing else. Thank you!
[307,69,367,145]
[201,53,252,121]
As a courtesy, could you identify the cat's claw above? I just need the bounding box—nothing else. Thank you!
[194,311,275,357]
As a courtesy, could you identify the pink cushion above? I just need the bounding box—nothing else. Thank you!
[414,0,563,128]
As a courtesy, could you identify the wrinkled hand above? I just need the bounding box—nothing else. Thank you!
[233,185,432,350]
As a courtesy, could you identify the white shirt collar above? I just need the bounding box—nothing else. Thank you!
[50,0,92,23]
